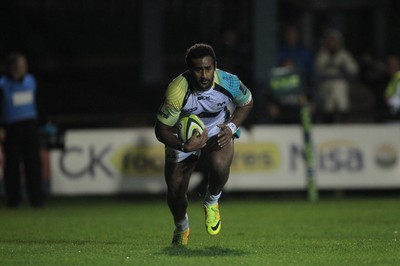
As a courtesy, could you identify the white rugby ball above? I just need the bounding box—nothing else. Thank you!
[178,114,205,142]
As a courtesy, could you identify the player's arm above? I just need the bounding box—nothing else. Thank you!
[155,120,207,152]
[217,80,253,147]
[218,75,253,147]
[155,77,207,152]
[230,98,254,128]
[217,98,253,147]
[155,78,186,151]
[154,120,184,151]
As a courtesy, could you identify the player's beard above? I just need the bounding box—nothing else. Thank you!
[195,77,213,91]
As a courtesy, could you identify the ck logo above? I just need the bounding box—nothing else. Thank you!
[59,145,113,178]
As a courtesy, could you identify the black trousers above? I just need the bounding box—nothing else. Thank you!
[3,119,44,207]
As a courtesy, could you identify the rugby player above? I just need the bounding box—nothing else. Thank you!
[155,43,253,245]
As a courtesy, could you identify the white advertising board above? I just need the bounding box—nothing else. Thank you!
[50,128,166,195]
[226,125,400,190]
[50,125,400,195]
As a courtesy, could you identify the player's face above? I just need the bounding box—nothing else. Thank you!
[190,56,216,91]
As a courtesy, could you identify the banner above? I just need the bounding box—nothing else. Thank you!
[50,125,400,195]
[50,129,166,194]
[226,125,400,190]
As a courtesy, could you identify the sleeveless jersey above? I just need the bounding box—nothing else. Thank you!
[157,69,252,137]
[0,74,38,124]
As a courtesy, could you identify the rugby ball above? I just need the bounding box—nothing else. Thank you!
[178,114,205,142]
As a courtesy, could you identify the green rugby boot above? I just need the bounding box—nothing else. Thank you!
[203,203,221,235]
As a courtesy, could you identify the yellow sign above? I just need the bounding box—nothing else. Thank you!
[231,143,281,173]
[111,142,281,176]
[111,145,165,176]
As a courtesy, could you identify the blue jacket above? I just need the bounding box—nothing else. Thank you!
[0,74,38,124]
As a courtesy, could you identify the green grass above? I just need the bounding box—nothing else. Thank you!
[0,196,399,265]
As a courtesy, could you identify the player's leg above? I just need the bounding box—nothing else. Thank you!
[192,155,209,197]
[322,85,335,123]
[165,155,198,244]
[3,124,23,207]
[336,83,349,123]
[22,120,44,207]
[203,138,234,235]
[207,139,234,194]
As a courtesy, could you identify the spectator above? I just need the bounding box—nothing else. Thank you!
[264,58,305,124]
[278,25,314,91]
[384,55,400,121]
[217,28,250,84]
[315,29,359,123]
[0,53,45,208]
[359,52,387,122]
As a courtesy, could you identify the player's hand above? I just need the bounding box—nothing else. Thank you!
[184,128,208,152]
[217,124,233,148]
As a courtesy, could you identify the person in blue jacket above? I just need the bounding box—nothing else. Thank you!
[0,53,44,208]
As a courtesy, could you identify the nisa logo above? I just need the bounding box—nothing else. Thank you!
[374,144,398,168]
[318,140,363,172]
[197,96,210,101]
[111,145,164,176]
[231,143,281,172]
[290,140,364,173]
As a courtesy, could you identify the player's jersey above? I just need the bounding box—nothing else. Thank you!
[157,69,252,137]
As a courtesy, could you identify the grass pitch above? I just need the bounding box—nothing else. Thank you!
[0,195,399,265]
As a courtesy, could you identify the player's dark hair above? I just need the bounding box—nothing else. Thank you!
[185,43,217,69]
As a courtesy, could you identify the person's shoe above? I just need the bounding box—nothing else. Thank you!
[171,228,190,245]
[203,203,221,235]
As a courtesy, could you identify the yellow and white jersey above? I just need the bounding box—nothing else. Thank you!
[157,69,252,138]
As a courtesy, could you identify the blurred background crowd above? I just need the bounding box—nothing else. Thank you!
[1,0,400,130]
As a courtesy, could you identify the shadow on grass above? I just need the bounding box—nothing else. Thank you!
[162,245,248,257]
[0,239,123,245]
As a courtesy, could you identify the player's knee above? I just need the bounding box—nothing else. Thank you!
[167,184,187,199]
[211,160,230,176]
